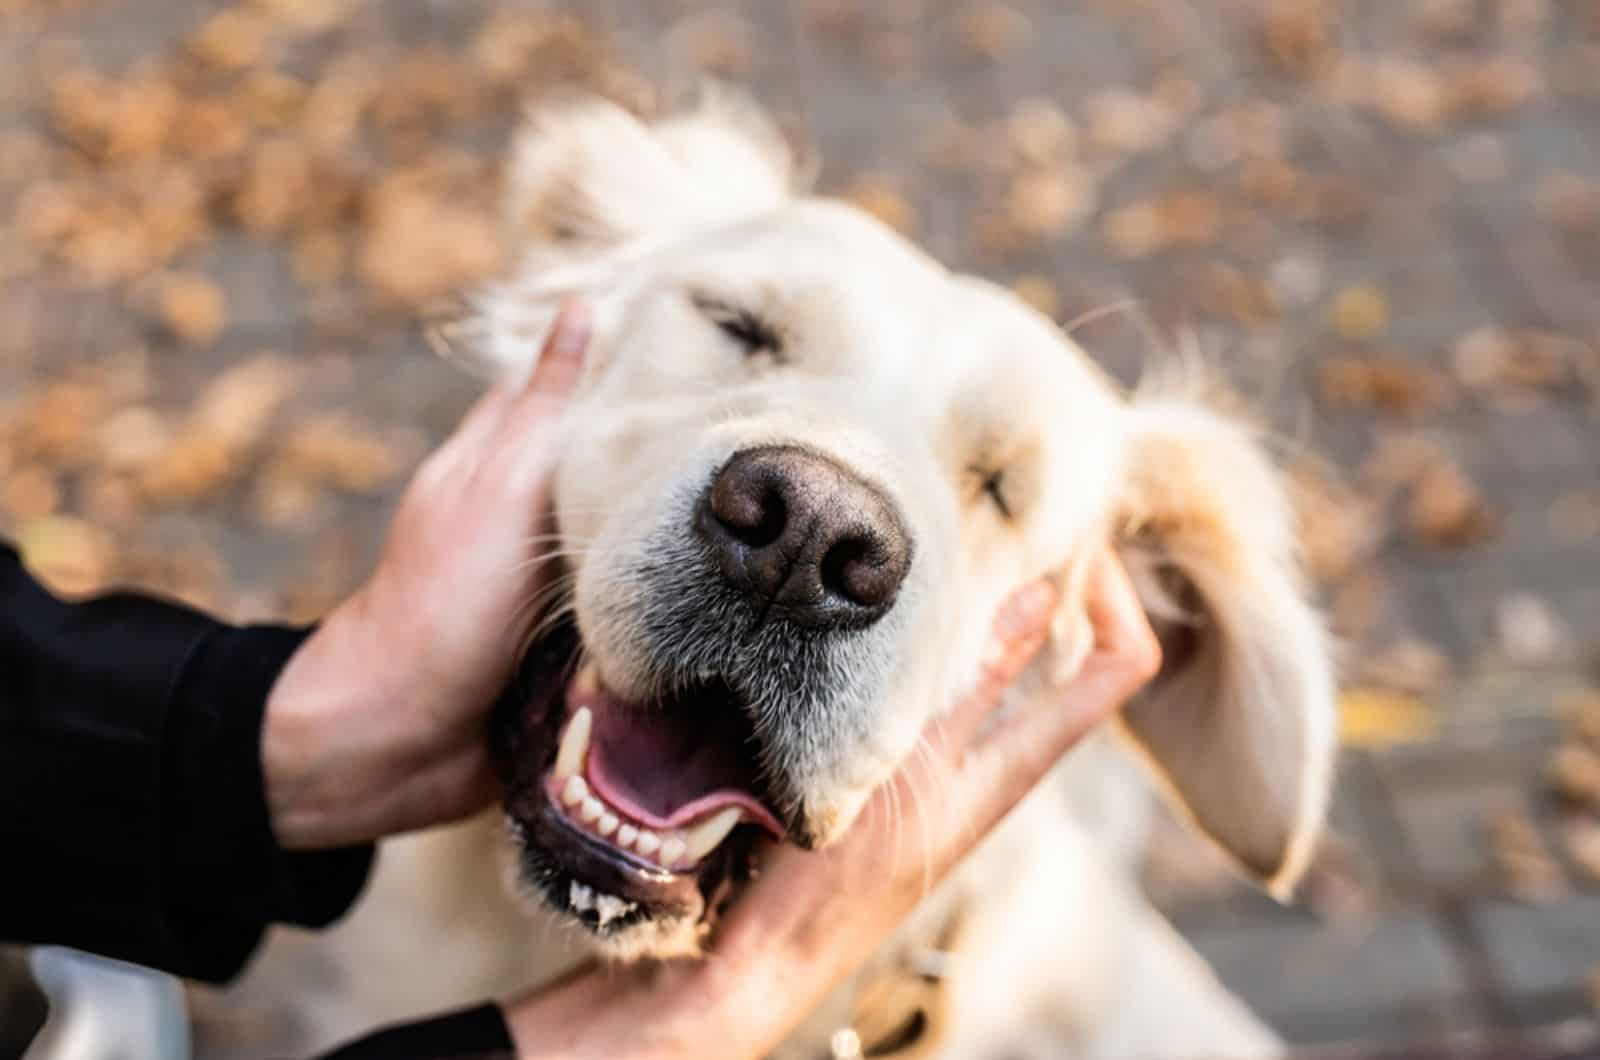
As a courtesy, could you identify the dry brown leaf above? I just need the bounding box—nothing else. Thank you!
[272,413,403,493]
[1567,693,1600,749]
[232,140,316,236]
[16,514,115,597]
[1445,57,1541,120]
[1339,688,1438,748]
[1352,638,1452,696]
[95,406,172,472]
[1328,284,1390,341]
[170,98,251,162]
[1317,352,1448,415]
[249,0,349,33]
[1487,807,1566,901]
[1,464,60,521]
[842,176,919,236]
[1537,172,1600,235]
[1102,191,1222,259]
[1260,0,1333,77]
[187,9,274,72]
[958,3,1029,61]
[1407,455,1496,548]
[1288,460,1381,585]
[1006,99,1075,165]
[1549,744,1600,811]
[1367,61,1449,133]
[1007,165,1095,239]
[157,273,228,347]
[1086,91,1175,155]
[358,173,503,308]
[1189,263,1281,328]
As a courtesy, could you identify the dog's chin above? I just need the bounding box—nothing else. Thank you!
[490,613,785,958]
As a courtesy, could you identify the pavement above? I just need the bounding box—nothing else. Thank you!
[1,0,1598,1055]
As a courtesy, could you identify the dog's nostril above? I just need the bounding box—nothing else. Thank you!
[820,535,896,610]
[710,475,787,549]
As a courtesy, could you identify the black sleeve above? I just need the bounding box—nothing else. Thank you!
[0,543,374,983]
[314,1002,515,1060]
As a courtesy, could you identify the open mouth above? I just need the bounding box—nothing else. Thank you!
[494,616,786,936]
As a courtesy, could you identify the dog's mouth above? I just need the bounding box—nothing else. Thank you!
[494,614,786,936]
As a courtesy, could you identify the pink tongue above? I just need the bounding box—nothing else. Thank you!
[581,687,783,837]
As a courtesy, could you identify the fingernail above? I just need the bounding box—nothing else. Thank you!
[550,300,593,359]
[995,580,1055,642]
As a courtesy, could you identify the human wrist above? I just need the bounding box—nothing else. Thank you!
[261,592,401,849]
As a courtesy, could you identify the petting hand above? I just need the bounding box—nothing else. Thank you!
[262,301,591,851]
[500,550,1161,1059]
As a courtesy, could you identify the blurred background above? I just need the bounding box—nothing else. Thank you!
[1,0,1598,1056]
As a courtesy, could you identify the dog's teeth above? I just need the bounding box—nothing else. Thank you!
[593,892,635,928]
[553,707,592,780]
[579,797,604,823]
[635,831,661,857]
[573,661,599,697]
[617,824,639,848]
[561,774,588,807]
[597,812,619,837]
[682,806,743,864]
[660,836,687,866]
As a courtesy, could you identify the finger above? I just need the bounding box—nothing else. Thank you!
[964,554,1158,817]
[1081,547,1162,679]
[442,382,520,459]
[931,579,1056,757]
[500,298,592,438]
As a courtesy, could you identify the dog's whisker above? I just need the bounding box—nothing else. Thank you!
[1060,296,1143,340]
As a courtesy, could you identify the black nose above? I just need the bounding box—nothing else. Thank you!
[697,445,912,629]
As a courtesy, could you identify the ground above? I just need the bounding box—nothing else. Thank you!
[2,0,1599,1056]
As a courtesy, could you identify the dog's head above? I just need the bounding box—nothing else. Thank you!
[473,93,1337,957]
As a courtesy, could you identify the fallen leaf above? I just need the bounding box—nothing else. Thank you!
[1338,688,1438,748]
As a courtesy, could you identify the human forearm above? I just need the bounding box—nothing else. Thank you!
[0,543,370,981]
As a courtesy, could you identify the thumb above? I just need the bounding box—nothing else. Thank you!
[965,552,1160,820]
[502,299,593,435]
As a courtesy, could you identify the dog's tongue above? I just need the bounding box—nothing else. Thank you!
[582,683,781,835]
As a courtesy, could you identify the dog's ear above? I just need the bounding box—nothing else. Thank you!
[505,88,799,254]
[1108,391,1337,899]
[457,89,802,381]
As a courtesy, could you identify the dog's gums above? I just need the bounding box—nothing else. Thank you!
[494,608,788,942]
[548,665,784,871]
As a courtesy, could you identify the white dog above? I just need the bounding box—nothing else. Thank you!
[206,92,1337,1060]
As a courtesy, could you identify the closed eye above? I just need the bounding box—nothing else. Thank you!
[970,466,1014,520]
[692,294,784,359]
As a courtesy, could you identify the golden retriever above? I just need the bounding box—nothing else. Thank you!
[210,90,1337,1060]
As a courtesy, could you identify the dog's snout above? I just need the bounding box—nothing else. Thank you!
[698,445,911,628]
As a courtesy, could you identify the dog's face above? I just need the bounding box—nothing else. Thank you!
[477,96,1336,958]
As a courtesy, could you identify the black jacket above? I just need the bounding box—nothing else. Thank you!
[0,543,513,1057]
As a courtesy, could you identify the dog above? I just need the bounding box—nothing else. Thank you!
[203,90,1337,1060]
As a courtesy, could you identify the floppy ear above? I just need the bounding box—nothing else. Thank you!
[1110,390,1337,899]
[503,87,799,255]
[461,89,801,380]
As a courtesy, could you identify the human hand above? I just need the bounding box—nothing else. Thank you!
[500,550,1161,1059]
[262,301,591,851]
